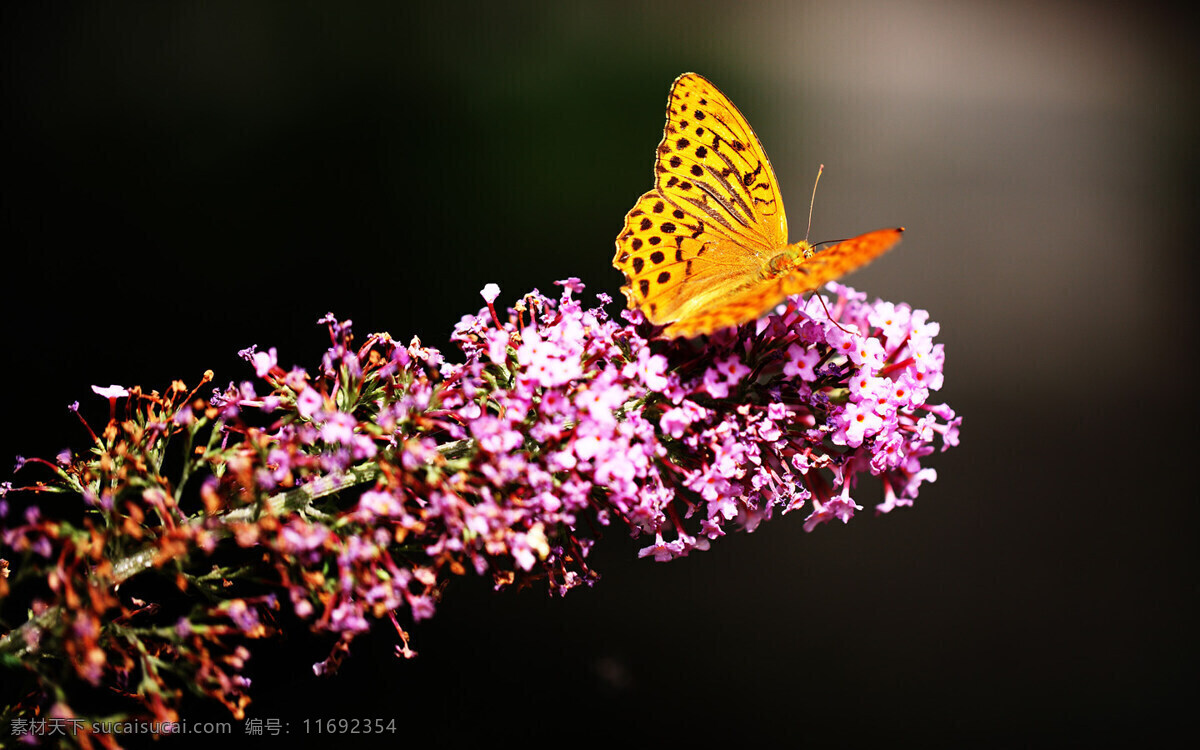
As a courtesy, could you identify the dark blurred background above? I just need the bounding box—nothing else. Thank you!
[3,1,1196,745]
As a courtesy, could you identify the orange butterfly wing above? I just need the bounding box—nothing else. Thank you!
[613,73,902,338]
[779,228,905,297]
[662,228,905,339]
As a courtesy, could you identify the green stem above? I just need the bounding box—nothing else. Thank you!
[0,437,475,660]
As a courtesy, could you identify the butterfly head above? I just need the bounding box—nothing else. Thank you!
[766,241,816,277]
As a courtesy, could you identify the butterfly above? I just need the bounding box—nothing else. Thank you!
[613,73,903,339]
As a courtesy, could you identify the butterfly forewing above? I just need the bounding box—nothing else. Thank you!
[653,73,788,249]
[614,73,791,325]
[782,228,904,296]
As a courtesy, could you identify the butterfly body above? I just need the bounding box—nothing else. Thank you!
[613,73,903,339]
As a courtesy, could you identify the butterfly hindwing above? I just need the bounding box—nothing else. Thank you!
[662,276,789,339]
[616,188,764,325]
[664,229,904,337]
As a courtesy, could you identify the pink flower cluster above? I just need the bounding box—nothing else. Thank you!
[0,276,958,728]
[437,278,958,571]
[209,277,958,632]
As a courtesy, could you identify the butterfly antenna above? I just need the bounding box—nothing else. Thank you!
[805,164,824,242]
[803,165,850,333]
